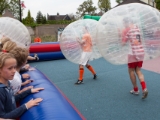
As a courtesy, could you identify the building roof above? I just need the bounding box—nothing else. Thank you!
[2,9,14,18]
[47,14,71,21]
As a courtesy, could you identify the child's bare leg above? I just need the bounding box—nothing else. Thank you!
[128,68,137,88]
[135,67,144,82]
[128,68,139,94]
[27,56,35,60]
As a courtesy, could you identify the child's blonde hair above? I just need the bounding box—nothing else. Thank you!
[0,52,15,69]
[0,37,17,52]
[9,47,29,68]
[1,41,17,52]
[0,37,10,45]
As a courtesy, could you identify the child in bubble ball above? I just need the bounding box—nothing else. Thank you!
[75,27,97,85]
[122,17,148,99]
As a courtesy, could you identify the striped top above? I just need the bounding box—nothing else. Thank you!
[122,24,144,56]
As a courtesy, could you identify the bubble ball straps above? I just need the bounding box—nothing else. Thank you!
[96,3,160,65]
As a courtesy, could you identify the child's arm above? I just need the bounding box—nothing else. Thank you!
[0,90,43,119]
[76,37,85,45]
[15,88,44,102]
[21,80,33,86]
[0,91,27,119]
[21,74,30,80]
[19,67,28,74]
[121,28,129,45]
[20,64,30,74]
[17,86,33,94]
[15,89,32,102]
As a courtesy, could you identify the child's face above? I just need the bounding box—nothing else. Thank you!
[0,58,17,81]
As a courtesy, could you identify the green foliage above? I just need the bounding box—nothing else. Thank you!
[36,11,48,24]
[8,0,22,19]
[42,15,47,24]
[116,0,123,4]
[23,10,34,25]
[76,0,97,18]
[98,0,111,12]
[41,35,57,42]
[36,11,43,24]
[156,0,160,10]
[30,23,37,28]
[0,0,9,15]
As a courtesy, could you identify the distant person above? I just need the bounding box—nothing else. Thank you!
[34,37,42,43]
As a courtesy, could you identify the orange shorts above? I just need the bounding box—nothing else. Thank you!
[128,61,143,68]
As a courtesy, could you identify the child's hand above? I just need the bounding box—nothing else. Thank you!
[26,98,43,109]
[24,64,30,69]
[31,88,44,93]
[29,67,36,71]
[22,74,30,79]
[26,79,33,84]
[21,80,33,86]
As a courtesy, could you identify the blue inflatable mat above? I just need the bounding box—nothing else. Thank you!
[29,51,65,61]
[20,68,85,120]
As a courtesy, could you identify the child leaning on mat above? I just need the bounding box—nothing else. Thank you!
[0,52,44,119]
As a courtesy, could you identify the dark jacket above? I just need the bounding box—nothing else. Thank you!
[0,82,31,119]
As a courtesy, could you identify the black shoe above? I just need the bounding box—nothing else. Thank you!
[93,74,97,79]
[34,54,39,61]
[75,80,83,85]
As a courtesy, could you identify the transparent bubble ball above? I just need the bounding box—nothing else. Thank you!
[0,17,31,48]
[96,3,160,65]
[59,19,101,64]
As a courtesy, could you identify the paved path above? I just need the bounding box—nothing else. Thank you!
[142,57,160,74]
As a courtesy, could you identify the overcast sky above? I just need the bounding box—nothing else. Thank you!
[22,0,118,19]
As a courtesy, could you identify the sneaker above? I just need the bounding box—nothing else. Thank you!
[93,74,97,79]
[142,89,148,99]
[34,54,39,61]
[75,80,83,85]
[130,89,139,95]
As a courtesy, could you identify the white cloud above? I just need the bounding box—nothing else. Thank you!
[22,0,117,19]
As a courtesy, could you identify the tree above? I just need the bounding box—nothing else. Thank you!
[98,0,111,12]
[0,0,10,15]
[116,0,123,4]
[156,0,160,10]
[23,10,34,25]
[76,0,97,19]
[42,15,47,24]
[7,0,25,20]
[36,11,43,24]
